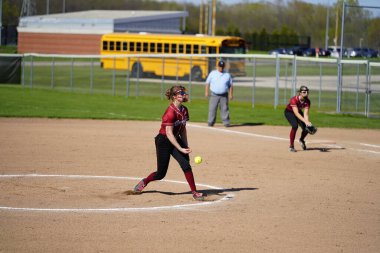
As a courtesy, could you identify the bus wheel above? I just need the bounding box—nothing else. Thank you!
[131,63,144,78]
[191,67,203,81]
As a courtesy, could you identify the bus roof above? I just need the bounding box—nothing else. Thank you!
[101,33,244,45]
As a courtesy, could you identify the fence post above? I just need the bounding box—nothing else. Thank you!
[176,57,179,85]
[21,55,25,87]
[189,55,193,101]
[189,56,193,101]
[112,56,116,96]
[70,57,73,91]
[161,57,165,100]
[30,55,33,88]
[336,59,342,113]
[319,62,322,108]
[355,63,360,112]
[274,53,280,108]
[252,56,256,109]
[291,56,297,96]
[136,56,140,97]
[365,61,370,117]
[284,60,289,105]
[51,56,55,89]
[126,57,130,97]
[90,58,94,94]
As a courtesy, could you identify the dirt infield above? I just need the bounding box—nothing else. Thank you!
[0,118,379,252]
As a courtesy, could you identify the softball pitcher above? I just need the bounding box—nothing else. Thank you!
[133,85,205,201]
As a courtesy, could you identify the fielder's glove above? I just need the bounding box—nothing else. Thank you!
[305,125,317,135]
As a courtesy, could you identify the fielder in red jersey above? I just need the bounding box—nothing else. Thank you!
[133,85,205,201]
[284,85,312,152]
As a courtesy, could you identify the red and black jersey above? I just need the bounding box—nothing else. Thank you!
[159,103,189,137]
[285,95,311,112]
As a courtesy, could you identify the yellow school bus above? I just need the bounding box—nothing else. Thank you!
[100,33,246,81]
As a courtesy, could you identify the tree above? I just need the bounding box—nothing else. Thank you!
[368,18,380,50]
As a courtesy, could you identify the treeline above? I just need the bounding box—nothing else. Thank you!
[3,0,379,50]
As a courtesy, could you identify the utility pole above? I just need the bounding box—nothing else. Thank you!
[334,3,339,47]
[182,2,186,33]
[204,1,208,35]
[208,0,212,35]
[212,0,216,36]
[199,0,204,34]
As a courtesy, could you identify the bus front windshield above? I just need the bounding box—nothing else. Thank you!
[221,39,246,54]
[220,46,245,54]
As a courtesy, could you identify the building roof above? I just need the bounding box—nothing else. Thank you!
[17,10,188,34]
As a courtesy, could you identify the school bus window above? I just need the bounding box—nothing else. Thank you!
[136,42,141,52]
[209,46,217,54]
[171,44,177,54]
[102,41,108,50]
[164,43,170,53]
[157,43,162,53]
[179,44,184,53]
[201,45,207,54]
[123,42,127,51]
[116,41,121,51]
[186,44,191,54]
[143,42,148,52]
[130,42,135,52]
[110,41,115,51]
[194,45,199,54]
[150,43,155,53]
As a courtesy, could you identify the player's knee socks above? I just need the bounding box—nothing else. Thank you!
[145,172,157,185]
[184,170,196,192]
[290,127,297,146]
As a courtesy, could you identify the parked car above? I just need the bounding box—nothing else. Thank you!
[302,48,316,57]
[285,46,307,56]
[317,48,331,57]
[328,47,347,58]
[347,47,363,57]
[361,48,378,58]
[268,48,287,55]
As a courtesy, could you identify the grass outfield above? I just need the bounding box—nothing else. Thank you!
[1,85,379,129]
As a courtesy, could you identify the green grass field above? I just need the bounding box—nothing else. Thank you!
[1,85,379,129]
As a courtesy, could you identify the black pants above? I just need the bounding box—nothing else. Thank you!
[284,109,306,130]
[153,134,191,180]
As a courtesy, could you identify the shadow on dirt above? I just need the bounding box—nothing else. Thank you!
[306,147,345,152]
[227,123,264,127]
[141,187,258,196]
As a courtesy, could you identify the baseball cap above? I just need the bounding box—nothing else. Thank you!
[218,60,225,68]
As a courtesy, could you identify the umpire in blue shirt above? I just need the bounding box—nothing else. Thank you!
[205,60,233,127]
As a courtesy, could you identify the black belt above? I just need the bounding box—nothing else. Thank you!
[211,92,228,96]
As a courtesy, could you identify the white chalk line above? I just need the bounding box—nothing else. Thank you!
[188,124,379,155]
[360,143,380,149]
[351,149,380,155]
[188,123,287,141]
[0,174,234,212]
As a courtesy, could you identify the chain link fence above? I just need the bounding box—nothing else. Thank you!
[2,53,378,118]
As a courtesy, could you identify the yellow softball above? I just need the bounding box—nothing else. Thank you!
[194,156,202,164]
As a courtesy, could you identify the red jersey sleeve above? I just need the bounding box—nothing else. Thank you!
[162,107,175,127]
